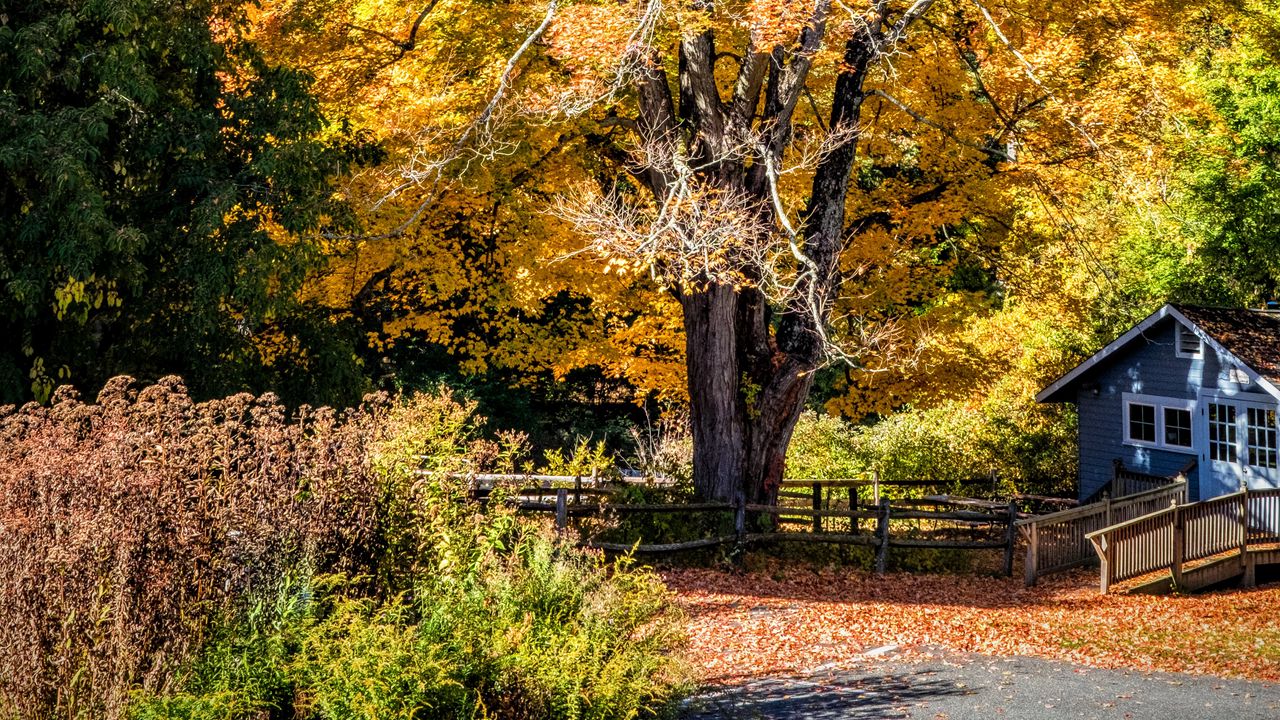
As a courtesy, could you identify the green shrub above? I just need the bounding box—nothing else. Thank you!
[786,411,863,480]
[127,390,688,720]
[784,399,1076,497]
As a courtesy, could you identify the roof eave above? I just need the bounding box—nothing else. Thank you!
[1166,306,1280,403]
[1035,304,1175,404]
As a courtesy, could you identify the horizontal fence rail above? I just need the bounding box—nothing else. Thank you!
[1086,488,1280,593]
[490,479,1025,575]
[1017,481,1187,585]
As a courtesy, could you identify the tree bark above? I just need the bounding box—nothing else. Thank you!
[632,1,936,505]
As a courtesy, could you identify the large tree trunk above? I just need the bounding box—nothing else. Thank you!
[684,282,815,505]
[682,285,744,503]
[628,2,936,505]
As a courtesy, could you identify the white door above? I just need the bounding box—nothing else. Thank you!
[1203,400,1243,498]
[1200,396,1280,497]
[1241,402,1280,490]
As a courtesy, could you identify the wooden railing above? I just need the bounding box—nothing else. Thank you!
[1017,481,1187,585]
[1086,488,1280,593]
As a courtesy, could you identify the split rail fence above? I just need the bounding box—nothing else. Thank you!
[427,472,1031,575]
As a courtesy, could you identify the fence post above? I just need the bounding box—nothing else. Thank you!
[875,497,890,575]
[850,485,859,534]
[1024,522,1039,587]
[1104,494,1113,528]
[812,482,823,534]
[1171,500,1184,591]
[734,496,746,541]
[1003,500,1018,577]
[574,472,583,506]
[555,488,568,531]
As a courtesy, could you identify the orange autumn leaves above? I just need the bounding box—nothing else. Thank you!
[666,566,1280,684]
[248,0,1212,413]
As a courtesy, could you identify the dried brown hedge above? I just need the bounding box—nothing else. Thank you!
[0,376,389,720]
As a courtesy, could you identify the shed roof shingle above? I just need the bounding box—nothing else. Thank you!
[1173,304,1280,389]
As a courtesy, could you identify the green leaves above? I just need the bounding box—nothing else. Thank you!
[0,0,378,405]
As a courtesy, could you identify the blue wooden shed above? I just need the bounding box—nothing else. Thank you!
[1038,304,1280,503]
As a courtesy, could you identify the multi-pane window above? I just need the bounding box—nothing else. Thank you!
[1124,394,1196,451]
[1246,407,1278,470]
[1208,403,1238,463]
[1164,407,1193,448]
[1128,403,1156,443]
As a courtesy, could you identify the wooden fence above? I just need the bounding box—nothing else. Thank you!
[1017,481,1187,585]
[1085,487,1280,593]
[491,477,1023,575]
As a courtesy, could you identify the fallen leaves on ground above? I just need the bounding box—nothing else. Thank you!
[663,565,1280,685]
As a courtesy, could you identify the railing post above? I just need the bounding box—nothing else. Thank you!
[1171,500,1184,591]
[1003,500,1018,577]
[1100,536,1113,594]
[1239,486,1250,576]
[875,498,890,575]
[1024,522,1039,587]
[812,482,823,534]
[1104,494,1113,528]
[555,488,569,531]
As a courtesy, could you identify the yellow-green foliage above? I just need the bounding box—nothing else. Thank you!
[786,398,1077,496]
[128,389,688,720]
[540,436,618,479]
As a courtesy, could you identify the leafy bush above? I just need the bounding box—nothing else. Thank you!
[1,377,687,720]
[785,399,1077,497]
[785,411,862,480]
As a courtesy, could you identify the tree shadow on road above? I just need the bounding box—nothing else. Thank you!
[682,667,975,720]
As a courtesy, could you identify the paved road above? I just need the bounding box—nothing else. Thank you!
[683,648,1280,720]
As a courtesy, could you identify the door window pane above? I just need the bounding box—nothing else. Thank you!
[1246,407,1278,470]
[1128,403,1156,443]
[1209,403,1238,462]
[1164,407,1193,447]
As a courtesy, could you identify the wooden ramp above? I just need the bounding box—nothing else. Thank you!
[1017,467,1190,587]
[1086,489,1280,594]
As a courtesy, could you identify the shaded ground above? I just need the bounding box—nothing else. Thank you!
[682,647,1280,720]
[662,565,1280,683]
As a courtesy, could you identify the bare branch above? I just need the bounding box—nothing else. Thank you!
[971,0,1100,152]
[868,89,1009,161]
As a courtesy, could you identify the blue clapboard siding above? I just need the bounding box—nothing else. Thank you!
[1074,317,1258,502]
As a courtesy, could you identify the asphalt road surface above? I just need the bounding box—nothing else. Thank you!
[683,648,1280,720]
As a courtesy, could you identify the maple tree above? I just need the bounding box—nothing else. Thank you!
[537,0,1193,504]
[243,0,1207,503]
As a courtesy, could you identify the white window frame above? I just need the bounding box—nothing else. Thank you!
[1123,392,1197,454]
[1175,323,1203,359]
[1162,405,1195,449]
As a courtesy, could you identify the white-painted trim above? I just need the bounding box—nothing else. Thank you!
[1121,392,1197,453]
[1165,306,1280,402]
[1175,323,1203,359]
[1036,303,1280,404]
[1036,305,1176,403]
